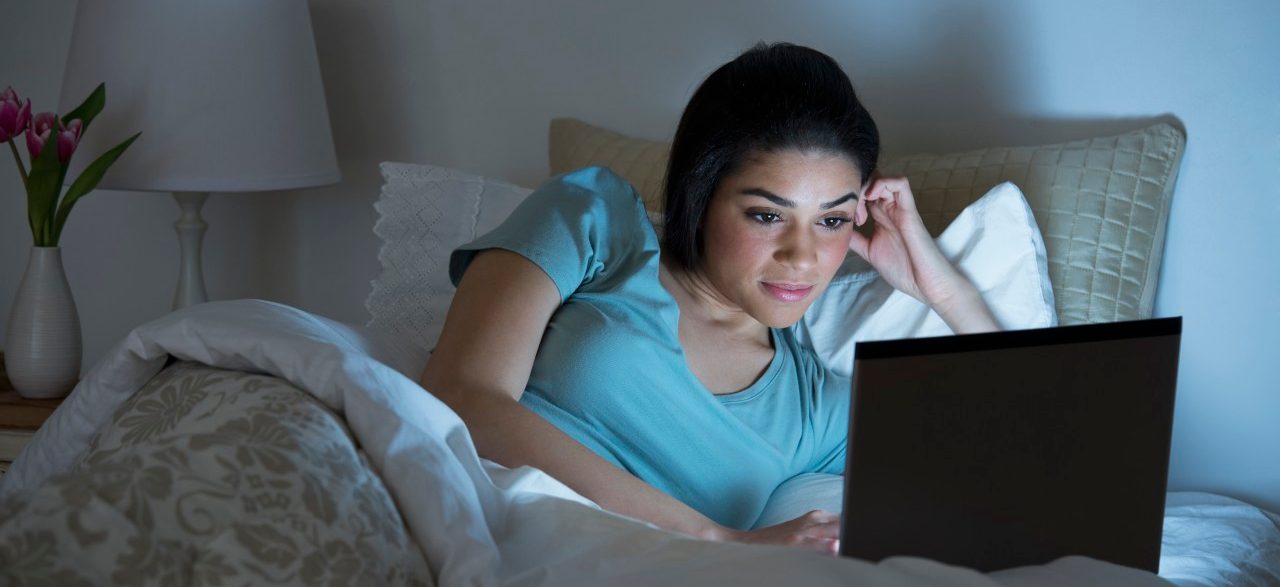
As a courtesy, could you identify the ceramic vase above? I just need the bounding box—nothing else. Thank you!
[5,246,81,399]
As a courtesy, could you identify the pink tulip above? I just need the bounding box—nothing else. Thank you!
[25,112,82,163]
[60,119,83,161]
[0,87,31,143]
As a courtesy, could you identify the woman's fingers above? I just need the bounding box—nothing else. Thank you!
[865,176,917,213]
[731,510,842,555]
[867,198,899,233]
[848,229,871,260]
[791,535,840,554]
[796,510,841,537]
[800,509,839,524]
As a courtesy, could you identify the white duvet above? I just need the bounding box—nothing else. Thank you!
[0,300,1172,586]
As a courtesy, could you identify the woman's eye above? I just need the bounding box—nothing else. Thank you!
[749,212,781,224]
[821,217,851,230]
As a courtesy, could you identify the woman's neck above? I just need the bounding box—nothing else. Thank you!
[659,260,770,348]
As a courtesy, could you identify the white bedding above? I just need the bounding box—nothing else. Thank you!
[0,300,1173,586]
[757,475,1280,586]
[1160,492,1280,586]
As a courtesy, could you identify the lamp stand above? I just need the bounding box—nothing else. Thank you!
[172,191,209,310]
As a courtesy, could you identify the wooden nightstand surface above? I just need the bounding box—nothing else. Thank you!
[0,351,66,431]
[1,351,70,474]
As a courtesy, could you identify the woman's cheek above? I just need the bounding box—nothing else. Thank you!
[820,235,851,271]
[730,235,775,274]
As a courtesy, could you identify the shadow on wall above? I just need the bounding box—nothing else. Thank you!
[820,2,1183,158]
[278,0,449,324]
[308,0,450,184]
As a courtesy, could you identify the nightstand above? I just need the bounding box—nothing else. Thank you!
[0,351,67,477]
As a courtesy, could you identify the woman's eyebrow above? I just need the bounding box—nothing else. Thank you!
[820,193,859,210]
[740,188,859,210]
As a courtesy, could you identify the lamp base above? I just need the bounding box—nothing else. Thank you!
[173,191,209,310]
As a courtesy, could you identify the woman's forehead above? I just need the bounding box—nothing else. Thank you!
[722,149,864,204]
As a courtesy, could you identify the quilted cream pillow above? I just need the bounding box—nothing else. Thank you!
[548,118,1186,325]
[550,118,671,213]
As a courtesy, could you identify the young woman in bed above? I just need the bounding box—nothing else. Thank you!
[421,42,998,554]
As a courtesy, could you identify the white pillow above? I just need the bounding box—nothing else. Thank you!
[795,181,1057,378]
[366,162,531,353]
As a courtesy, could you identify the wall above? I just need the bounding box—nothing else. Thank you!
[2,0,1277,512]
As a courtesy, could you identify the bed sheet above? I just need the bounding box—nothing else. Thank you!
[760,475,1280,586]
[0,300,1172,586]
[1160,491,1280,586]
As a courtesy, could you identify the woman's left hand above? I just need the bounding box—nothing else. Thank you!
[847,175,965,308]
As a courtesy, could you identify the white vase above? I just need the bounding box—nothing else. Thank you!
[5,246,82,399]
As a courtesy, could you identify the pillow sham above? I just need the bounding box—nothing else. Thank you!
[548,118,1186,325]
[366,162,532,353]
[795,181,1057,378]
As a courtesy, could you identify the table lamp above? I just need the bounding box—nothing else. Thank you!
[58,0,340,310]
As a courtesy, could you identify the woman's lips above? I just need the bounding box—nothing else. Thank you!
[762,282,814,303]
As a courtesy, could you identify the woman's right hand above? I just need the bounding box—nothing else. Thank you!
[710,510,841,555]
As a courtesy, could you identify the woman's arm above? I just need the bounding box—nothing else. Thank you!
[848,175,1000,335]
[421,249,728,539]
[424,249,841,552]
[925,277,1000,335]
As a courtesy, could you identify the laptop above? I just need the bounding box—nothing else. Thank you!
[839,317,1181,572]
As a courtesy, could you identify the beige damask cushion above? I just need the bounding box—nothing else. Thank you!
[0,361,433,586]
[548,118,1185,324]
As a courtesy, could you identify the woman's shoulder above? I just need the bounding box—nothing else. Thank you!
[541,165,646,211]
[554,164,634,191]
[533,165,659,238]
[777,327,851,385]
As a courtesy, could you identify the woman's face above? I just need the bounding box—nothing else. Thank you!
[698,149,863,329]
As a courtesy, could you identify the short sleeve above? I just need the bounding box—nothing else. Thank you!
[448,166,653,303]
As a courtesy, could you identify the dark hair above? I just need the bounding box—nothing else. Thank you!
[662,42,880,272]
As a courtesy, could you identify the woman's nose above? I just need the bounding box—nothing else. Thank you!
[774,226,818,270]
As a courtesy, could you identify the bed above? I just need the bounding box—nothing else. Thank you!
[2,121,1277,586]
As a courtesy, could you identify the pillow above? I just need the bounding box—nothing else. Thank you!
[550,118,670,213]
[366,162,532,353]
[795,181,1057,378]
[549,118,1186,325]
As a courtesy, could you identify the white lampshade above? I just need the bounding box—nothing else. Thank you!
[59,0,340,192]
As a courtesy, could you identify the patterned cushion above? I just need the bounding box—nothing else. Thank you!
[548,118,1186,324]
[0,361,433,587]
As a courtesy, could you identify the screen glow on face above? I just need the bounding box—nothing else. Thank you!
[698,149,862,328]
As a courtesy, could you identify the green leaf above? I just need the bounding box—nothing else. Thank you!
[61,83,106,136]
[26,121,66,247]
[51,132,140,244]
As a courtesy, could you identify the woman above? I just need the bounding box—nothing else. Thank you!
[421,42,998,554]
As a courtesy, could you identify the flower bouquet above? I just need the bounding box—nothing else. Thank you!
[2,83,139,245]
[2,83,139,398]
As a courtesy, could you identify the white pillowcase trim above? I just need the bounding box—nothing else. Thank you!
[367,162,532,355]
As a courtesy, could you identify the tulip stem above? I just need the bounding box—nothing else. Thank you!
[7,139,26,188]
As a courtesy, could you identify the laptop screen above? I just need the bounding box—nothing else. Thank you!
[840,318,1181,572]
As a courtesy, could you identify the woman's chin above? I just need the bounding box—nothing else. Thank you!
[754,306,810,330]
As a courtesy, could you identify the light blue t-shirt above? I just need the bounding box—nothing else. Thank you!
[449,166,849,530]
